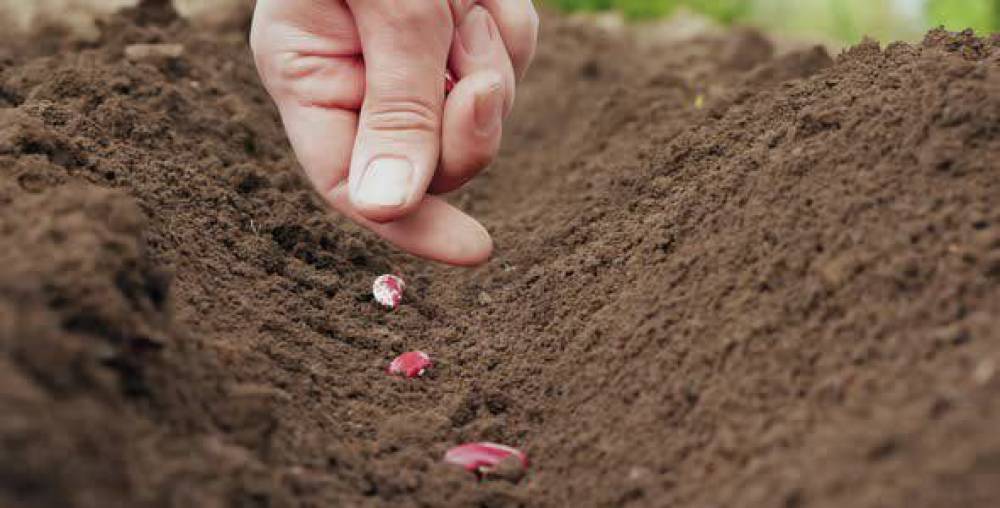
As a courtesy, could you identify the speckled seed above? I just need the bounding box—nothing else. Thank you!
[443,443,529,477]
[372,274,405,309]
[388,351,432,378]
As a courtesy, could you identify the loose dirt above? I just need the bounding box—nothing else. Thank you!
[1,4,998,507]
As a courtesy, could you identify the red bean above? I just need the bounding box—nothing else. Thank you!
[443,442,529,476]
[387,351,432,378]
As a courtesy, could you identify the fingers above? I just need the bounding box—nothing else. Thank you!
[433,6,514,194]
[251,0,361,58]
[478,0,539,80]
[329,186,493,266]
[345,0,454,223]
[265,54,364,111]
[251,0,364,193]
[449,5,517,113]
[434,73,504,194]
[252,53,363,191]
[253,0,498,266]
[279,106,358,194]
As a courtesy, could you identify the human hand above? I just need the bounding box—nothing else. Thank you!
[250,1,538,266]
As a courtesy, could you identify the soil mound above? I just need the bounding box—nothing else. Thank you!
[1,4,998,507]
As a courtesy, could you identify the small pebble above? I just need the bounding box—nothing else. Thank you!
[388,351,431,378]
[372,274,405,309]
[477,291,493,305]
[444,442,529,478]
[973,359,996,385]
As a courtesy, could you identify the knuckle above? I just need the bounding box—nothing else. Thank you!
[262,52,323,93]
[273,52,321,86]
[365,98,440,134]
[248,27,291,92]
[286,55,363,108]
[254,50,364,109]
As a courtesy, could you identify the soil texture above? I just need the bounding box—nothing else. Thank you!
[1,4,999,507]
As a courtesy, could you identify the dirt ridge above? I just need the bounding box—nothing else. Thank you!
[0,6,998,508]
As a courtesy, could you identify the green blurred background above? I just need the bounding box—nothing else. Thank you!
[547,0,999,43]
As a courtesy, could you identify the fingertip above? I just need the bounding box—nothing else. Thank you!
[448,216,494,266]
[331,188,493,266]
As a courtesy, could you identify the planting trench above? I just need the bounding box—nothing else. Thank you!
[1,4,999,508]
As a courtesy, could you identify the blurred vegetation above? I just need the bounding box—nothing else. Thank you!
[547,0,1000,42]
[548,0,747,21]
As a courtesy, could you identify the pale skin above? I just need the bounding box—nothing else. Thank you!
[250,0,539,266]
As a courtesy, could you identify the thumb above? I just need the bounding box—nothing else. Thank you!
[345,0,454,223]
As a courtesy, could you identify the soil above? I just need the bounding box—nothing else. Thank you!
[1,3,999,507]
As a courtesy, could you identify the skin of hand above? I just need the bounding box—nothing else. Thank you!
[250,0,538,266]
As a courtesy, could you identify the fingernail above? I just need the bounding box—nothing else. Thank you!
[460,6,495,57]
[474,82,504,136]
[356,158,413,208]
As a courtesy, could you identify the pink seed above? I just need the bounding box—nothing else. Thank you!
[372,274,405,309]
[388,351,432,378]
[443,443,529,476]
[445,70,456,94]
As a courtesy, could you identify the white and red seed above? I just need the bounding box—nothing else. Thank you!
[372,274,405,309]
[388,351,432,378]
[443,443,529,476]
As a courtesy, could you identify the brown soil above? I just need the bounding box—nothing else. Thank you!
[2,4,999,507]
